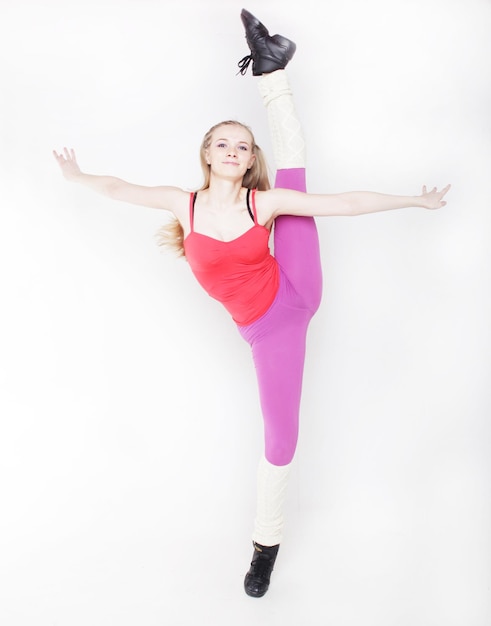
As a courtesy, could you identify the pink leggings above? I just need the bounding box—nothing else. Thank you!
[238,168,323,466]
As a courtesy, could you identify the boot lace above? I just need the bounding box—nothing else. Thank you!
[237,55,253,75]
[248,554,274,581]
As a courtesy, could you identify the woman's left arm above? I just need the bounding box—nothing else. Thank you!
[260,184,451,220]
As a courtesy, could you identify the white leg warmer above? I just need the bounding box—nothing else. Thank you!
[252,456,292,546]
[257,69,306,170]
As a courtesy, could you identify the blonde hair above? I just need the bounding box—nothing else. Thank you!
[157,121,271,257]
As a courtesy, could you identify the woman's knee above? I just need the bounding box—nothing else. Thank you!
[265,439,297,466]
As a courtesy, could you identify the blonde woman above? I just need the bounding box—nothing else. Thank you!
[54,9,450,598]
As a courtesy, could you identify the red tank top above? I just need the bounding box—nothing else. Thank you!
[183,189,279,325]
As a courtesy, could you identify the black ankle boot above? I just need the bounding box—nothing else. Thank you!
[244,541,280,597]
[238,9,296,76]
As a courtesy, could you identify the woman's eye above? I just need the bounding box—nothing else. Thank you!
[239,145,248,151]
[217,143,226,148]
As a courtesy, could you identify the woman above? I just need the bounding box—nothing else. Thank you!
[53,9,450,598]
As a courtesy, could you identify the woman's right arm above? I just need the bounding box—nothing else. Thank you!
[53,147,186,212]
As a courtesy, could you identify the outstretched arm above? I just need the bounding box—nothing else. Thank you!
[258,184,451,220]
[53,147,186,212]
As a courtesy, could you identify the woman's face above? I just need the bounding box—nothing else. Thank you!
[205,125,256,179]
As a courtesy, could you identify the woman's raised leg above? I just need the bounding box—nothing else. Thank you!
[239,10,323,599]
[258,68,323,312]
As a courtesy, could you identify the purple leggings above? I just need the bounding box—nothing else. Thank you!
[238,168,323,466]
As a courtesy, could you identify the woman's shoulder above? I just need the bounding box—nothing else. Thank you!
[160,186,195,221]
[251,188,278,227]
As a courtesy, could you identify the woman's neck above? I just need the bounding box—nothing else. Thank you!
[205,176,244,210]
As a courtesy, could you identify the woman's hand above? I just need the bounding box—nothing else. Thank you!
[420,184,451,210]
[51,148,186,212]
[52,147,82,181]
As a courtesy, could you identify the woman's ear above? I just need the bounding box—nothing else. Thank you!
[248,154,256,169]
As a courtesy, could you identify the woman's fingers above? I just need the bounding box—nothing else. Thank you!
[53,147,76,163]
[422,184,451,198]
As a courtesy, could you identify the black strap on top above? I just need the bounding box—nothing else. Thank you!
[246,188,254,223]
[192,190,255,223]
[189,191,198,232]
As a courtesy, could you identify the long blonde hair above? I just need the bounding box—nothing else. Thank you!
[157,121,271,257]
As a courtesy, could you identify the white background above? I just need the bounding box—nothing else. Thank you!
[0,0,490,624]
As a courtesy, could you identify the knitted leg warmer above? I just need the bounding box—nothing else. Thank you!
[257,69,306,170]
[252,456,292,546]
